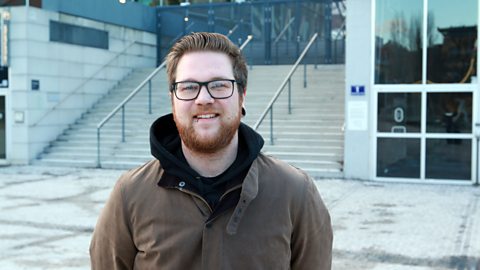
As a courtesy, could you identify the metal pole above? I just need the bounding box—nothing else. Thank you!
[288,79,291,114]
[296,35,300,59]
[304,62,307,88]
[122,105,125,142]
[275,42,278,64]
[270,107,274,145]
[96,129,101,168]
[249,39,253,70]
[148,80,152,114]
[477,136,479,186]
[476,123,480,186]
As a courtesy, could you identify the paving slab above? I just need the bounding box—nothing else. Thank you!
[0,165,479,270]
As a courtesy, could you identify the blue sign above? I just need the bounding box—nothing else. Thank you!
[351,85,365,96]
[32,79,40,91]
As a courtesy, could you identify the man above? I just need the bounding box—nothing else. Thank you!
[90,32,333,269]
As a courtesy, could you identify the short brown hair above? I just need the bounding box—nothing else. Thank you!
[165,32,248,93]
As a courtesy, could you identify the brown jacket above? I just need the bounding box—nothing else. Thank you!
[90,154,333,269]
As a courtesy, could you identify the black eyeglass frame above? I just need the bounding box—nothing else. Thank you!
[170,79,240,101]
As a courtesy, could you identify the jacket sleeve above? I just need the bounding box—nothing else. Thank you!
[90,176,137,270]
[291,176,333,270]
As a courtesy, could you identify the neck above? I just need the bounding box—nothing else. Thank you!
[182,133,239,177]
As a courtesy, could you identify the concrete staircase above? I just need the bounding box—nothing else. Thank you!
[36,65,345,178]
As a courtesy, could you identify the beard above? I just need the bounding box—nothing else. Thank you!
[173,100,243,154]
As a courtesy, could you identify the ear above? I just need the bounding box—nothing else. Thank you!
[241,88,246,116]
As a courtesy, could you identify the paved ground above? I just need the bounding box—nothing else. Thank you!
[0,165,479,270]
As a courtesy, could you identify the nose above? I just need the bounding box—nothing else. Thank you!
[195,85,214,104]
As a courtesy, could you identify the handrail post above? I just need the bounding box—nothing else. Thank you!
[275,42,279,64]
[270,107,274,145]
[122,105,125,142]
[253,33,318,134]
[96,36,252,167]
[97,128,101,168]
[304,62,307,88]
[288,79,292,114]
[148,80,152,114]
[249,39,253,70]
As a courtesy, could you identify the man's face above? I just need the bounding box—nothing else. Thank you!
[172,51,244,154]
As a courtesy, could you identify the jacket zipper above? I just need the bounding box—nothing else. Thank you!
[177,187,214,213]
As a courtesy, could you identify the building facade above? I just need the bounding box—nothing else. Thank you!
[0,1,156,165]
[345,0,479,184]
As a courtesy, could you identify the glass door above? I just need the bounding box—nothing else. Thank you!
[0,96,5,159]
[373,0,478,182]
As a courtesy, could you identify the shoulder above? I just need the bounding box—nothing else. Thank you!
[255,153,311,186]
[114,159,164,199]
[253,153,330,224]
[254,153,317,200]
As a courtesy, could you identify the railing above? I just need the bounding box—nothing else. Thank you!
[96,35,253,167]
[168,22,196,47]
[226,24,239,37]
[273,17,295,64]
[253,33,318,145]
[30,41,154,127]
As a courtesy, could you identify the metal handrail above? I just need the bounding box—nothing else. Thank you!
[274,17,295,64]
[239,34,253,50]
[30,41,154,127]
[168,22,196,47]
[96,60,166,167]
[273,17,295,45]
[96,35,253,167]
[253,33,318,144]
[226,24,239,37]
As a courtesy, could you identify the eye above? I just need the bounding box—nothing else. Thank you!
[209,80,229,91]
[178,82,199,92]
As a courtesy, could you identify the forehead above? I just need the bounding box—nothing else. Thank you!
[176,51,234,81]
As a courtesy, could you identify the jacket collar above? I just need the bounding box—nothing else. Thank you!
[156,155,260,236]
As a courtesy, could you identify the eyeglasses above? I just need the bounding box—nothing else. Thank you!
[171,79,237,101]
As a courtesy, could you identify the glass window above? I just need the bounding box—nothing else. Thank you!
[0,96,4,159]
[426,139,471,180]
[377,138,420,178]
[427,0,477,83]
[375,0,423,84]
[378,92,421,133]
[427,92,472,133]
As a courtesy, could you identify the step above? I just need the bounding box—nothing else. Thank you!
[36,64,346,178]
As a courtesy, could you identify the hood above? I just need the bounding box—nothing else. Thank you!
[150,113,264,182]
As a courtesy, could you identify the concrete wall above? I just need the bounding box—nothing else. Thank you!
[5,6,156,164]
[343,0,373,180]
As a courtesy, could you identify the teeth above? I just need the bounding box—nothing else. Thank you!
[196,114,216,119]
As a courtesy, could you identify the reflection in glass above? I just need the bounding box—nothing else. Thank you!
[426,139,471,180]
[427,92,472,133]
[427,0,477,83]
[377,138,420,178]
[375,0,423,84]
[378,93,421,133]
[0,96,4,159]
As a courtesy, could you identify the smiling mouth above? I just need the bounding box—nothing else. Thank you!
[194,113,218,120]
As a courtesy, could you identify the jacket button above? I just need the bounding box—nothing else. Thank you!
[179,181,186,187]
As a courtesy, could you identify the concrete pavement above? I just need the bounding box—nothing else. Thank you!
[0,165,479,270]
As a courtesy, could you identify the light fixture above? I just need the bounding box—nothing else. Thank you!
[119,0,127,4]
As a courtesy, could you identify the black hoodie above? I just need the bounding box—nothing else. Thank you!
[150,113,264,209]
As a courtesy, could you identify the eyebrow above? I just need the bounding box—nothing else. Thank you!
[176,76,234,82]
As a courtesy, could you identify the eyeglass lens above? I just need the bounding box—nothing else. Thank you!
[175,80,234,100]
